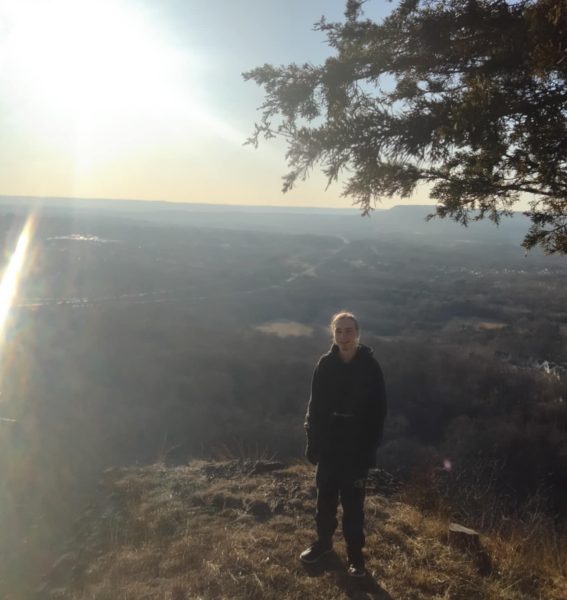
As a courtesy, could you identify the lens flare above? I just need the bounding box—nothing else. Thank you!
[0,215,35,343]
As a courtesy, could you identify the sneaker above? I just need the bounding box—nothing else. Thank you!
[299,540,333,564]
[347,562,366,578]
[347,548,365,578]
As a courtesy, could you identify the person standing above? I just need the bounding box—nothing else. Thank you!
[300,311,387,577]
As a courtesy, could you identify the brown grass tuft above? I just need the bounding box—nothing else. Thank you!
[38,460,567,599]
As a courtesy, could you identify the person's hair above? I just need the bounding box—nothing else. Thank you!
[330,311,359,333]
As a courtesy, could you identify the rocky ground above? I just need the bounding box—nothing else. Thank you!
[35,460,566,600]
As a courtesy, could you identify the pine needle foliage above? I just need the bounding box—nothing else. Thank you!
[244,0,567,253]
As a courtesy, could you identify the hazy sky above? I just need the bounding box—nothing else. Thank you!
[0,0,426,209]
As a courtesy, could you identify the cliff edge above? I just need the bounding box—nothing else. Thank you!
[37,460,566,600]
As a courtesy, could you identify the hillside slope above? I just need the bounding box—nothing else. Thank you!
[37,461,566,600]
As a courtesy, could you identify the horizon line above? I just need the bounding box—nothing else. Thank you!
[0,194,439,213]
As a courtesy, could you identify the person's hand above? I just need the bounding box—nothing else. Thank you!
[306,446,319,465]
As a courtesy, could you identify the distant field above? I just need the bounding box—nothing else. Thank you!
[255,321,314,337]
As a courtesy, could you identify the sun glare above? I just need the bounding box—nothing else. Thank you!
[0,0,242,175]
[0,215,34,345]
[1,0,191,114]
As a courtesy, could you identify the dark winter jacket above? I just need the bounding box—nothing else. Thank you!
[304,344,387,469]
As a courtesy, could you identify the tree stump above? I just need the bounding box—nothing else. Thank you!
[448,523,482,552]
[448,523,493,576]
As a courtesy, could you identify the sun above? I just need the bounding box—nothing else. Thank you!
[0,0,244,197]
[1,0,191,116]
[0,0,246,173]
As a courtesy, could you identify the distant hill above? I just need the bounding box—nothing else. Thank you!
[0,195,531,246]
[0,195,362,215]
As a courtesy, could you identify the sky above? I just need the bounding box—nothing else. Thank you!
[0,0,427,209]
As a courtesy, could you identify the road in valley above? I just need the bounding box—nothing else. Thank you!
[13,236,351,310]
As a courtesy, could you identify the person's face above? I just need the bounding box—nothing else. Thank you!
[333,317,358,351]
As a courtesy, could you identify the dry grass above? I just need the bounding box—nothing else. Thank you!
[39,461,567,600]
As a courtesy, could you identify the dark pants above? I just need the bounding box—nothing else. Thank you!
[315,461,368,549]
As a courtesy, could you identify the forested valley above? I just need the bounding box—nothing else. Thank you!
[0,200,566,590]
